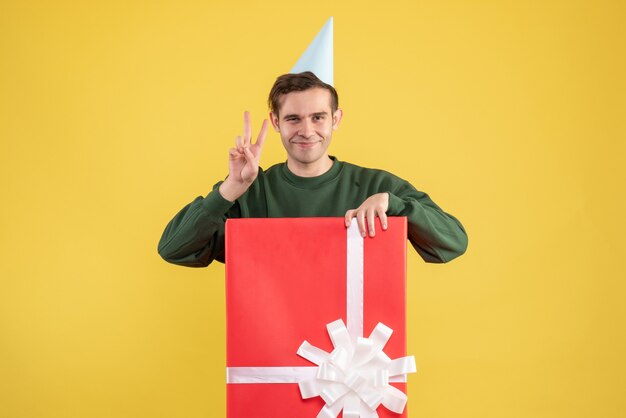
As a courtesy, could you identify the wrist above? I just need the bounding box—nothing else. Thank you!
[219,178,248,202]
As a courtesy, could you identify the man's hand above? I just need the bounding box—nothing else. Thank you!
[219,111,268,202]
[344,193,389,237]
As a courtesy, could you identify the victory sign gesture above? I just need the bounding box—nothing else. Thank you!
[219,111,268,202]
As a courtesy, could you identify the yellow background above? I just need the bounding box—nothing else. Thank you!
[1,0,625,417]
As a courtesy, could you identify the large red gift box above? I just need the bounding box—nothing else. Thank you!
[225,217,413,417]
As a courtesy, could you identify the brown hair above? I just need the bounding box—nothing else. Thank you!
[268,71,339,117]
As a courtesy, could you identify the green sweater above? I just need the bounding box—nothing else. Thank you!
[158,158,467,267]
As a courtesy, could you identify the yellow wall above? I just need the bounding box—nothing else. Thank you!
[1,1,624,417]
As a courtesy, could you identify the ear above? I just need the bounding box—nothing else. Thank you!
[269,111,280,132]
[332,108,343,130]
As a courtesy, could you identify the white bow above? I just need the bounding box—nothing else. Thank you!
[297,319,416,418]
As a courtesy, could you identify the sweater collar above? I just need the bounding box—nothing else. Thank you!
[279,156,343,189]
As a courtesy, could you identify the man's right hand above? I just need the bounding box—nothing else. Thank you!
[219,111,268,202]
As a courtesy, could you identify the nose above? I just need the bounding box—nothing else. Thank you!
[298,120,315,138]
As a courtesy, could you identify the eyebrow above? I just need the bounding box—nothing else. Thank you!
[282,111,329,119]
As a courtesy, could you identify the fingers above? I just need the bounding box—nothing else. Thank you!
[255,119,269,149]
[345,209,369,237]
[346,208,378,237]
[366,207,377,237]
[242,145,256,164]
[240,146,258,183]
[365,207,388,237]
[377,206,388,231]
[345,209,384,237]
[243,111,252,146]
[344,193,390,237]
[240,113,268,151]
[355,210,366,237]
[345,209,355,227]
[229,147,243,160]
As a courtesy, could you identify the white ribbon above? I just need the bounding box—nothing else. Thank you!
[226,220,417,417]
[346,220,364,341]
[297,319,416,418]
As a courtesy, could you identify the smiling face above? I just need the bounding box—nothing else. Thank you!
[270,87,343,177]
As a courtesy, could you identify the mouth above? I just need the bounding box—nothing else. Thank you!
[292,140,322,149]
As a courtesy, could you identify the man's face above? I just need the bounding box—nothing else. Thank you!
[270,87,342,171]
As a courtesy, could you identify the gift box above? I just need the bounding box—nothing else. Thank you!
[225,217,415,417]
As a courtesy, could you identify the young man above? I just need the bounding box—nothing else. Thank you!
[158,72,467,267]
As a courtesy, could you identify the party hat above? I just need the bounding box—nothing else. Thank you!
[290,17,334,86]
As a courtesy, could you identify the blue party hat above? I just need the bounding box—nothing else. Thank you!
[290,17,334,86]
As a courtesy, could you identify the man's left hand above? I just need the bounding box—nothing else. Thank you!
[344,193,389,237]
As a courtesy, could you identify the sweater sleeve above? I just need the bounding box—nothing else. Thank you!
[157,183,236,267]
[387,181,468,263]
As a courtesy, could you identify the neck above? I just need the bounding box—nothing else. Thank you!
[287,156,333,178]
